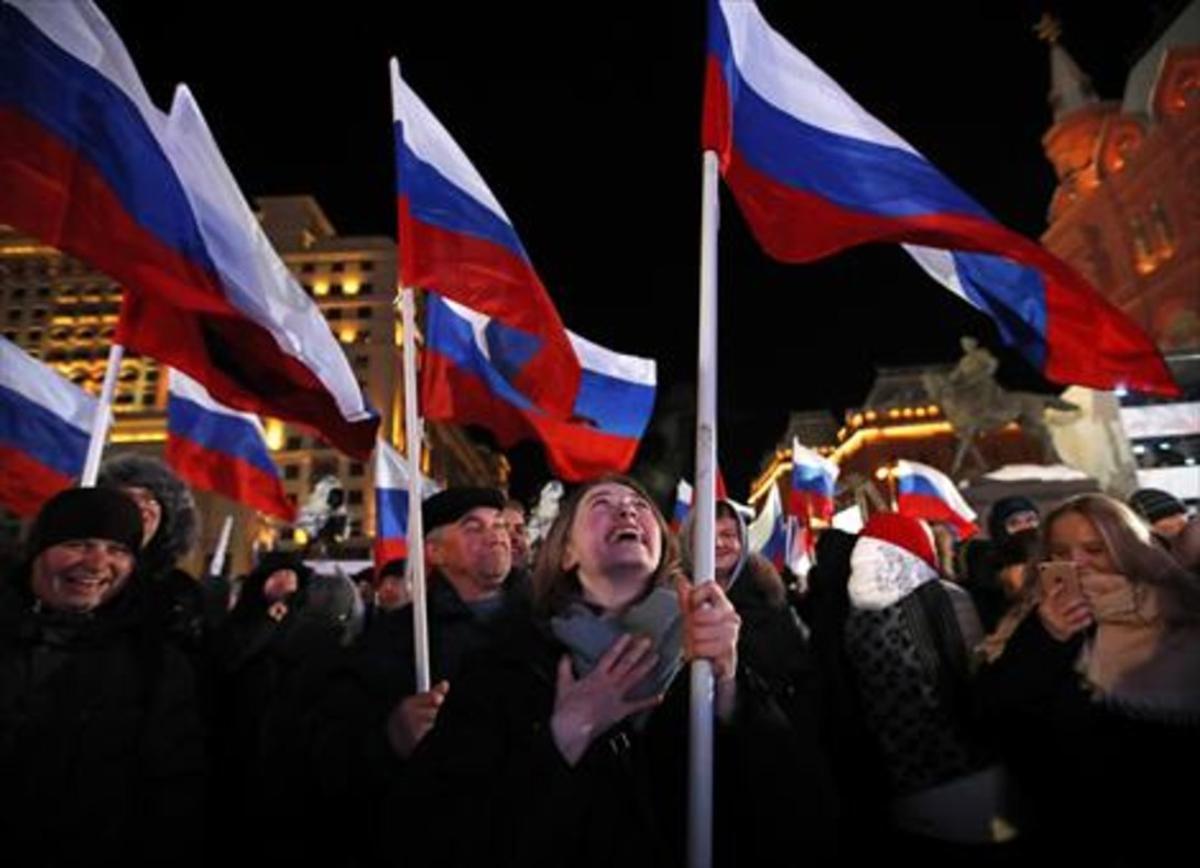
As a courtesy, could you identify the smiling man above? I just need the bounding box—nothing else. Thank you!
[0,487,206,865]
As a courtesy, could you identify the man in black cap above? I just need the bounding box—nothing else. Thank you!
[299,487,527,864]
[0,488,205,866]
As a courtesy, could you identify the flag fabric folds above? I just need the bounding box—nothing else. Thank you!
[895,459,979,539]
[391,62,581,418]
[702,0,1176,397]
[748,485,786,571]
[372,439,439,569]
[790,439,838,525]
[165,370,295,522]
[0,337,97,515]
[0,1,378,458]
[421,293,657,483]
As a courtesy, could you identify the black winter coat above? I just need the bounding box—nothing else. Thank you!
[976,614,1200,865]
[0,575,205,867]
[399,615,832,868]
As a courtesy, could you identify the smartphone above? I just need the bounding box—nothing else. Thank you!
[1037,560,1082,600]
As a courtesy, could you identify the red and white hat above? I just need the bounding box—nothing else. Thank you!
[848,512,940,610]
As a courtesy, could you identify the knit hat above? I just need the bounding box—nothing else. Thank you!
[25,488,144,560]
[987,496,1039,542]
[1128,488,1187,524]
[422,487,506,535]
[848,512,940,610]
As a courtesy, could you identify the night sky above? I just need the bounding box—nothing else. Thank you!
[98,0,1176,497]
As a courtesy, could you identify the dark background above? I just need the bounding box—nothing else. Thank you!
[99,0,1177,497]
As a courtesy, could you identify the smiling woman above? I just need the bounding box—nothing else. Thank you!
[399,474,837,867]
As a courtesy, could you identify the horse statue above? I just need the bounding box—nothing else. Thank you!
[922,338,1079,478]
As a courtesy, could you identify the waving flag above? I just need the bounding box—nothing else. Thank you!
[791,439,838,524]
[0,337,97,515]
[373,439,440,569]
[671,479,694,533]
[702,0,1176,396]
[391,62,580,418]
[895,459,979,539]
[166,370,295,521]
[1,1,378,457]
[748,485,786,571]
[422,293,656,483]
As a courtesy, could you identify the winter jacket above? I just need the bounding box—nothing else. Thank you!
[398,615,832,868]
[0,573,205,867]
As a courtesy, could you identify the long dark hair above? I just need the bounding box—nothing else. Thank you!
[530,475,679,617]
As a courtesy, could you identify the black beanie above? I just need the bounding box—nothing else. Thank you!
[1129,488,1187,524]
[25,488,144,560]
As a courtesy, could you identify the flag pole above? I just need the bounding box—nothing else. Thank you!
[400,283,431,693]
[390,58,431,694]
[78,343,123,487]
[208,514,235,579]
[689,149,720,868]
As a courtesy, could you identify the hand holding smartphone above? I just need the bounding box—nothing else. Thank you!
[1037,560,1083,602]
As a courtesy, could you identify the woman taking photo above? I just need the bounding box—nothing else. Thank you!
[400,476,828,867]
[977,494,1200,863]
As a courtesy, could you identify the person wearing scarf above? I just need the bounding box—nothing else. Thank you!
[397,475,821,868]
[977,494,1200,864]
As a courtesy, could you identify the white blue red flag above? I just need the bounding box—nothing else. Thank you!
[421,293,656,483]
[373,439,440,569]
[391,62,581,418]
[895,459,979,539]
[748,485,787,571]
[791,439,838,524]
[702,0,1176,397]
[0,337,97,515]
[166,370,295,521]
[0,1,378,457]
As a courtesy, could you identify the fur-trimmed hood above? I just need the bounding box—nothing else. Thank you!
[97,454,198,578]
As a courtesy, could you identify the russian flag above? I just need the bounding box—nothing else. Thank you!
[671,479,694,533]
[895,459,979,539]
[0,2,378,458]
[391,62,580,419]
[748,485,787,571]
[166,370,295,522]
[703,0,1176,397]
[0,337,97,515]
[373,439,439,569]
[791,439,838,524]
[421,293,657,483]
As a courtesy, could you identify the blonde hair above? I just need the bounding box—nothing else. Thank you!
[530,475,679,617]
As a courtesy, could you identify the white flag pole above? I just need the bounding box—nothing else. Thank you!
[78,343,123,487]
[689,150,720,868]
[208,515,235,579]
[401,284,431,694]
[391,57,431,694]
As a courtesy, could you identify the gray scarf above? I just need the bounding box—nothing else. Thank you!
[550,586,685,708]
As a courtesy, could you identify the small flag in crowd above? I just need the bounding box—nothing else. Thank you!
[166,370,295,521]
[791,439,838,524]
[373,439,440,569]
[748,484,787,571]
[895,459,979,539]
[0,337,97,515]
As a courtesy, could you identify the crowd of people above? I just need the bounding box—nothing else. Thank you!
[1,456,1197,867]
